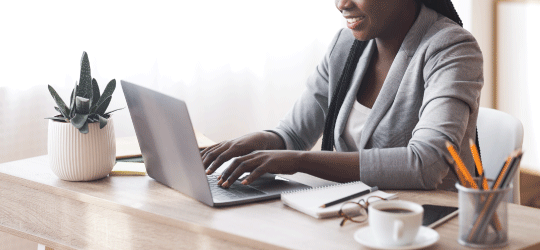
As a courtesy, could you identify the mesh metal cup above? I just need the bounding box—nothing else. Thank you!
[456,182,511,248]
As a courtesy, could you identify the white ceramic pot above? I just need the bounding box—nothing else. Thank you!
[47,118,116,181]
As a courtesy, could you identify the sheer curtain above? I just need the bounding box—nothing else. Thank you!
[0,1,477,163]
[0,0,344,163]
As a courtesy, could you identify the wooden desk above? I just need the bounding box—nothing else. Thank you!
[1,151,540,249]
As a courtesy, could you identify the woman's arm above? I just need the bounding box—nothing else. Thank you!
[201,131,285,173]
[358,27,483,190]
[298,151,360,183]
[217,150,360,188]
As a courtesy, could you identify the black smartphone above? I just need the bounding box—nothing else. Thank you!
[422,204,458,227]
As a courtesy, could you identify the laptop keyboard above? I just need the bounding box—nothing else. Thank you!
[207,174,265,200]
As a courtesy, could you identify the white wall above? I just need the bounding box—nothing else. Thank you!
[497,1,540,171]
[0,0,344,164]
[2,1,514,166]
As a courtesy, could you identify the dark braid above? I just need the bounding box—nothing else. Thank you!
[419,0,463,27]
[321,0,463,151]
[321,40,368,151]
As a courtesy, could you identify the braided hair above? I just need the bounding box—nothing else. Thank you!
[321,0,464,151]
[420,0,463,27]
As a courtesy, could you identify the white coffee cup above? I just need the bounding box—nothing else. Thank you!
[368,200,424,247]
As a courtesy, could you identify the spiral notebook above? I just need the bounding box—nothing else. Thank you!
[281,181,396,219]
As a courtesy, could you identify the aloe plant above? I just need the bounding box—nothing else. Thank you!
[46,51,123,134]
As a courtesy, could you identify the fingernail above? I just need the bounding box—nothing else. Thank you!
[223,181,229,187]
[218,175,222,180]
[217,179,224,185]
[241,180,248,185]
[206,170,210,174]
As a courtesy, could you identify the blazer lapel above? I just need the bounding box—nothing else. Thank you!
[356,4,436,149]
[334,40,376,151]
[356,51,412,149]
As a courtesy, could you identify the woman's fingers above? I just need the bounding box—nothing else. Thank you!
[200,141,222,156]
[222,161,256,188]
[199,143,213,155]
[241,167,268,185]
[217,157,241,186]
[205,148,236,174]
[218,154,257,187]
[201,143,221,165]
[201,143,229,169]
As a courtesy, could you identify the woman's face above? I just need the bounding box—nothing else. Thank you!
[335,0,414,41]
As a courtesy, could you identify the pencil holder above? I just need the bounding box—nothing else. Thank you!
[456,182,511,248]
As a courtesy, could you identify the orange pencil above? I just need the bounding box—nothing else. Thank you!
[445,141,504,236]
[443,154,467,186]
[469,139,489,190]
[493,155,513,190]
[446,141,476,188]
[444,148,501,231]
[467,151,521,241]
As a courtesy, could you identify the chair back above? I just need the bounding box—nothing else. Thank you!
[476,107,524,204]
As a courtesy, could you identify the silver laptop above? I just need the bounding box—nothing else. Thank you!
[121,80,310,207]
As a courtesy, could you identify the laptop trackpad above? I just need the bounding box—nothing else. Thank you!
[243,173,309,195]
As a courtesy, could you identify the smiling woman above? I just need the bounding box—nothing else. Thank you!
[203,0,483,191]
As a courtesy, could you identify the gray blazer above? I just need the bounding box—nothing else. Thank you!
[269,4,483,189]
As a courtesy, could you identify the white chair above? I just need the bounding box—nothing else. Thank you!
[476,107,524,204]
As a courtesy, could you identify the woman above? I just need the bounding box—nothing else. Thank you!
[202,0,483,190]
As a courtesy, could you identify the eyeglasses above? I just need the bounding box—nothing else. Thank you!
[338,196,388,226]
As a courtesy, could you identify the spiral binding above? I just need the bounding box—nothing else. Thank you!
[281,181,366,195]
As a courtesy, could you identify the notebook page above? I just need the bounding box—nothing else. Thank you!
[283,181,371,208]
[281,181,396,218]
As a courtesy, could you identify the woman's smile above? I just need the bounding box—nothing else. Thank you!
[345,15,366,29]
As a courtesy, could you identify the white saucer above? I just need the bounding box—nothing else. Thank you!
[354,226,439,250]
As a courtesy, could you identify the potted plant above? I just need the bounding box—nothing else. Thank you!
[46,51,123,181]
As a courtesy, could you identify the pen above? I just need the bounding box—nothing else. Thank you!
[319,186,378,208]
[428,210,459,229]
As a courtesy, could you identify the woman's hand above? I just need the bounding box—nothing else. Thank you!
[216,150,304,188]
[201,131,285,175]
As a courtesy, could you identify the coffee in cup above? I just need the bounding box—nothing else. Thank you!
[368,200,424,247]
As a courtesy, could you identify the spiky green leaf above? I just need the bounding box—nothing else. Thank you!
[94,96,111,116]
[93,79,115,112]
[77,52,92,99]
[71,113,89,129]
[70,82,78,118]
[104,107,125,115]
[98,115,108,129]
[79,121,89,134]
[75,96,90,115]
[48,85,70,118]
[91,78,100,109]
[54,106,62,115]
[69,88,75,108]
[45,117,68,122]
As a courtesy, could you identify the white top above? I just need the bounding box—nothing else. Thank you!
[343,100,372,151]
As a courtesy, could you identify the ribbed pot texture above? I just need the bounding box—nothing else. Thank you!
[48,118,116,181]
